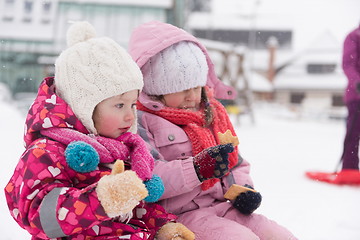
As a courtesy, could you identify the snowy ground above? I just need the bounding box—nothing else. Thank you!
[1,98,359,240]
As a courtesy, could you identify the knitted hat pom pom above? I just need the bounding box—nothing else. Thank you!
[66,21,97,47]
[65,141,100,173]
[143,174,165,202]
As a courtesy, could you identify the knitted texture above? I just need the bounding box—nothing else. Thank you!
[55,21,143,134]
[143,174,165,202]
[137,87,239,190]
[193,144,233,182]
[141,41,208,95]
[96,170,148,218]
[41,128,129,164]
[65,141,100,172]
[41,128,154,181]
[116,132,154,181]
[156,222,196,240]
[233,184,262,215]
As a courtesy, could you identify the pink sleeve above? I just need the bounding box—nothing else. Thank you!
[343,30,360,83]
[4,140,109,238]
[223,157,254,191]
[154,158,201,199]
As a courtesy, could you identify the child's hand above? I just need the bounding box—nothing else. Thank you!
[96,160,148,218]
[116,132,142,147]
[116,132,154,181]
[193,143,234,182]
[156,222,195,240]
[232,184,262,215]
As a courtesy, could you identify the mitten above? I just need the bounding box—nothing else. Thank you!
[116,133,165,202]
[116,132,154,180]
[143,174,164,203]
[156,222,195,240]
[193,143,234,182]
[232,184,262,215]
[96,160,148,218]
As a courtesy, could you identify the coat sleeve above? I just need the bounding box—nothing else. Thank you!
[137,112,201,200]
[4,139,110,239]
[343,29,360,86]
[222,154,254,191]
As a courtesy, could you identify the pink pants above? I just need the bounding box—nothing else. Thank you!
[177,202,297,240]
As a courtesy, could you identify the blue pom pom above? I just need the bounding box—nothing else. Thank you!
[144,174,164,203]
[65,141,99,173]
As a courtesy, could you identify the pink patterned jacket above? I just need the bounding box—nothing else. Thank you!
[4,77,176,240]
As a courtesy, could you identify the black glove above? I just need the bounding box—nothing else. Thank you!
[232,184,262,215]
[193,143,234,182]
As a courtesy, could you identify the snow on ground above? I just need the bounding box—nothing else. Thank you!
[233,106,360,240]
[0,98,359,240]
[0,99,30,239]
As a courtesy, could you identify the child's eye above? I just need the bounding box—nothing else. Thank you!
[115,103,124,109]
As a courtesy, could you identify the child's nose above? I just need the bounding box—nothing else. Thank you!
[124,109,135,122]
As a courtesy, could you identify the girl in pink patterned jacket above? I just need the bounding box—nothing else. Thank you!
[4,21,194,240]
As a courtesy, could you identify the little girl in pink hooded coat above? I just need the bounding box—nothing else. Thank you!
[129,21,298,240]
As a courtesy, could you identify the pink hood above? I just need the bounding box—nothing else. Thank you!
[128,21,237,100]
[24,77,88,147]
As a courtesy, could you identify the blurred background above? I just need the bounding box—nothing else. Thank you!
[1,1,360,239]
[0,0,359,122]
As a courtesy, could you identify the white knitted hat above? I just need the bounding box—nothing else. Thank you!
[141,41,208,95]
[55,21,143,134]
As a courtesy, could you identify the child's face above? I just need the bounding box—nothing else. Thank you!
[161,86,202,111]
[93,89,138,138]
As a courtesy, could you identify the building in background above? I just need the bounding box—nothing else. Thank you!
[0,0,186,95]
[274,31,347,119]
[187,0,349,119]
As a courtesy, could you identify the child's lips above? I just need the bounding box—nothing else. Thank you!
[120,127,130,132]
[183,105,197,111]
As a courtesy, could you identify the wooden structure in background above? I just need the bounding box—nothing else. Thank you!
[199,38,255,124]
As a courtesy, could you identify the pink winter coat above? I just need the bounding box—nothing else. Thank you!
[4,77,176,240]
[129,21,298,240]
[136,107,253,214]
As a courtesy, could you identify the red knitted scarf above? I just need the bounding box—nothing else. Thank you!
[137,89,238,190]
